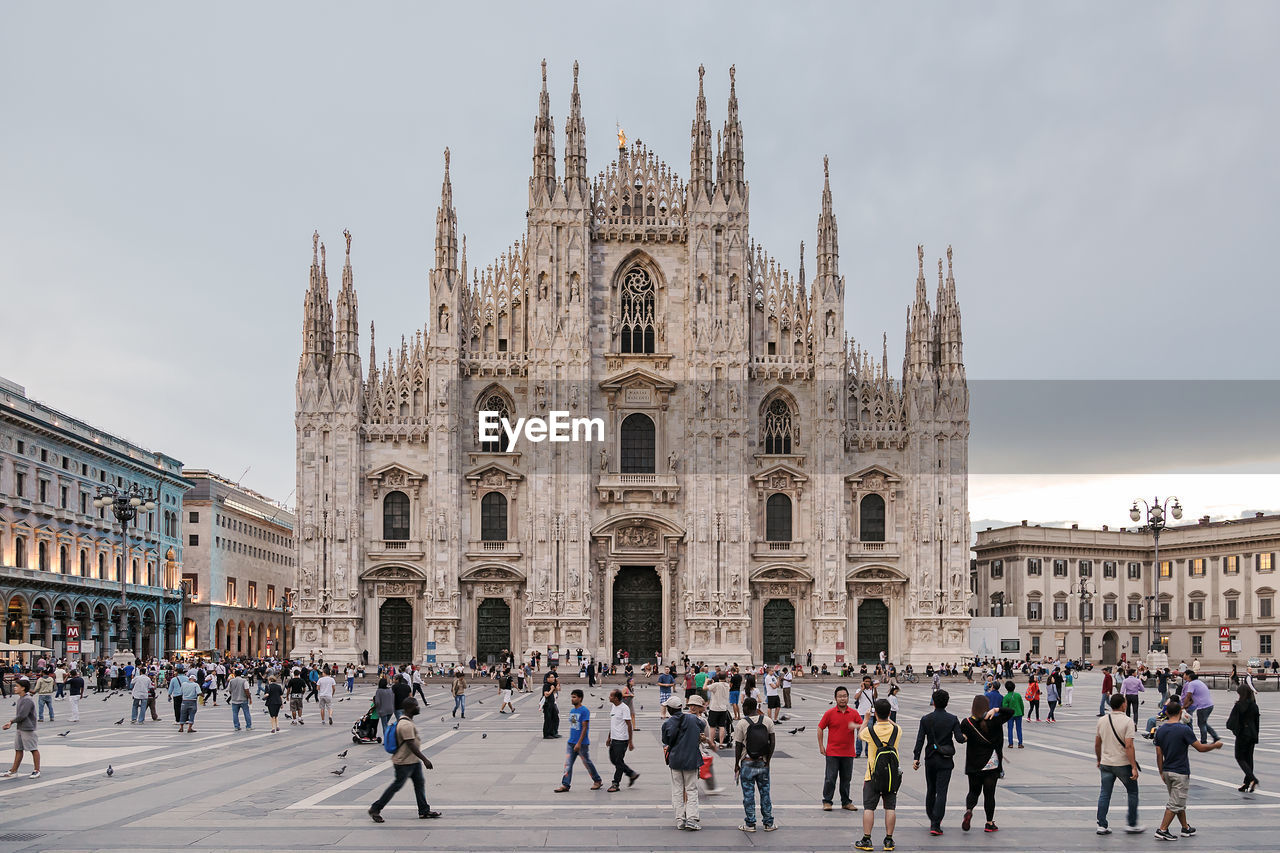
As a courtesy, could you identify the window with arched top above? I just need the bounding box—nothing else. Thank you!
[766,493,793,541]
[59,545,67,573]
[382,491,410,541]
[860,494,886,542]
[619,267,655,353]
[620,413,656,474]
[98,553,105,578]
[38,541,48,571]
[479,392,512,453]
[762,398,794,454]
[480,492,508,541]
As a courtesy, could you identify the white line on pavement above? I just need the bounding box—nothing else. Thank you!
[292,802,1280,812]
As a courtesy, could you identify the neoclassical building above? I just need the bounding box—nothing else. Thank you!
[293,63,971,667]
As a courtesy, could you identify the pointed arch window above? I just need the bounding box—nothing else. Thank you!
[619,267,655,353]
[382,491,411,541]
[480,492,508,541]
[860,494,886,542]
[766,493,793,541]
[620,413,656,474]
[762,398,794,454]
[478,392,512,453]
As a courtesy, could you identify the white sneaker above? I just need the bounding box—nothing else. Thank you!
[1125,825,1147,834]
[28,771,40,779]
[1097,824,1112,835]
[1,771,16,779]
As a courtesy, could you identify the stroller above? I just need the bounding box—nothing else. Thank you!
[351,702,382,744]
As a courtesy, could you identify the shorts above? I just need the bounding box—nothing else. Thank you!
[863,779,897,811]
[1163,771,1190,812]
[729,690,740,705]
[14,730,38,752]
[767,695,781,709]
[501,689,512,703]
[318,696,333,710]
[707,710,731,729]
[290,696,304,713]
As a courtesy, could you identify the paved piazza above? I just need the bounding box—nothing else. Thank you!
[0,673,1274,851]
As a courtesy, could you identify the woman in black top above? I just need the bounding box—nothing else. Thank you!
[263,675,285,733]
[1226,684,1260,791]
[542,673,560,738]
[959,695,1014,833]
[392,675,412,719]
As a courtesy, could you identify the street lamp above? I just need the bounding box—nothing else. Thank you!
[1130,496,1182,661]
[1074,578,1095,664]
[94,484,157,656]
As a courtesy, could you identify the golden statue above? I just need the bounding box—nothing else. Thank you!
[617,124,626,150]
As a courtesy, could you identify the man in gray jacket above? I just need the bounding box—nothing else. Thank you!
[2,678,41,779]
[661,696,708,831]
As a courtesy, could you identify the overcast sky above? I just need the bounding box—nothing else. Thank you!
[3,2,1277,527]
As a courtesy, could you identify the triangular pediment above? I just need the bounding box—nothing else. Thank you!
[845,465,902,488]
[751,462,808,485]
[366,463,426,483]
[598,366,677,393]
[463,462,525,486]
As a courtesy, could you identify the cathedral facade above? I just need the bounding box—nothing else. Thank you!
[292,63,971,667]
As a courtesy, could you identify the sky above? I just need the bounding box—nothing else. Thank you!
[2,1,1277,529]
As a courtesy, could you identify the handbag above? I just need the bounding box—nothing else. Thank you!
[968,717,1004,776]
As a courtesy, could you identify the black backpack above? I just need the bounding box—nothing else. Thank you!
[867,724,903,795]
[744,714,771,759]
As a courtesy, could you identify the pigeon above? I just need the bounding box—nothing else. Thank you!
[336,749,348,758]
[106,765,114,777]
[57,731,71,737]
[114,718,124,725]
[800,697,807,701]
[452,724,459,730]
[440,716,445,722]
[330,765,347,776]
[102,697,110,703]
[481,733,487,739]
[788,727,800,735]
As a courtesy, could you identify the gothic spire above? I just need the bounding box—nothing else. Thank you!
[434,148,458,278]
[936,245,965,375]
[906,244,934,378]
[718,65,745,201]
[798,240,806,287]
[815,156,839,297]
[300,229,333,372]
[689,64,713,204]
[334,228,359,360]
[531,58,557,204]
[564,60,589,203]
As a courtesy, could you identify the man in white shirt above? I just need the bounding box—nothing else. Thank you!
[606,689,639,790]
[764,667,781,721]
[53,666,67,699]
[316,668,337,726]
[852,675,877,758]
[782,668,794,709]
[130,671,153,725]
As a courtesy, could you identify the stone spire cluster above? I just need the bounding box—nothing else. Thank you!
[904,244,965,381]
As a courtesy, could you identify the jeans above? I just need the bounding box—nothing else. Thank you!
[132,697,148,723]
[1194,706,1219,743]
[1007,716,1023,746]
[371,762,430,815]
[1027,699,1040,720]
[1099,693,1110,715]
[854,726,866,758]
[562,741,601,787]
[609,740,637,785]
[740,759,774,827]
[1097,764,1139,828]
[822,755,854,805]
[55,683,65,698]
[346,677,354,693]
[924,757,954,828]
[670,768,700,822]
[453,694,466,716]
[1125,695,1140,725]
[379,714,393,738]
[1047,700,1057,721]
[38,694,54,721]
[179,699,197,725]
[232,701,252,730]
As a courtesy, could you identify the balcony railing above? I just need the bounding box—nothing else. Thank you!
[369,539,425,559]
[752,540,805,559]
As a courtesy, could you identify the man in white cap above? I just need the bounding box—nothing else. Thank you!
[661,695,708,830]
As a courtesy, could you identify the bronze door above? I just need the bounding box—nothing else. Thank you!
[476,598,511,664]
[378,597,413,664]
[856,598,889,664]
[612,566,661,663]
[762,599,796,666]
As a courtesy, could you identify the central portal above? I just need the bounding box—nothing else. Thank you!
[856,598,889,664]
[378,597,413,664]
[762,599,796,665]
[476,598,511,664]
[612,565,661,663]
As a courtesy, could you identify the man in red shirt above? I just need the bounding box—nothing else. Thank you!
[817,685,864,810]
[1098,666,1114,717]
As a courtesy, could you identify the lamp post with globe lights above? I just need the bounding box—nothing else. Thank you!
[94,484,157,657]
[1130,496,1182,668]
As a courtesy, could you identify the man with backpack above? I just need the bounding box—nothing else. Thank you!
[733,696,778,833]
[855,698,901,852]
[661,696,708,831]
[368,697,441,822]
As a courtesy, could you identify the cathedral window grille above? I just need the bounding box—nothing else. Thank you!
[859,494,886,542]
[765,493,793,542]
[480,491,508,541]
[619,267,656,354]
[762,398,794,454]
[382,491,411,541]
[479,393,512,453]
[619,413,656,474]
